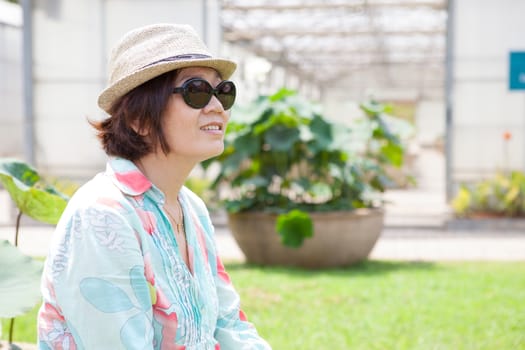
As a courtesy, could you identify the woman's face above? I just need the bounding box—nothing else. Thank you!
[162,66,231,162]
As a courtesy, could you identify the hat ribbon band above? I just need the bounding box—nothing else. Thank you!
[141,54,212,69]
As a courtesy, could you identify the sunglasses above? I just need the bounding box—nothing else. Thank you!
[173,78,236,110]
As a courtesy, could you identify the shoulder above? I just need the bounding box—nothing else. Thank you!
[45,174,143,280]
[73,172,136,209]
[56,173,135,232]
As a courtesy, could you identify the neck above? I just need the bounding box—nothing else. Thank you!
[134,152,197,206]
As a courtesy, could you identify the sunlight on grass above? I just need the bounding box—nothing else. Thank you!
[2,261,525,349]
[228,261,525,350]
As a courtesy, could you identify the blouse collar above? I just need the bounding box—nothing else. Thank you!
[105,157,165,204]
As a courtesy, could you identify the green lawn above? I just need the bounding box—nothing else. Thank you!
[3,261,525,349]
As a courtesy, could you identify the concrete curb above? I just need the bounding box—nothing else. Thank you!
[446,218,525,231]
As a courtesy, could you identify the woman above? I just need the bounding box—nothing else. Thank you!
[37,23,271,349]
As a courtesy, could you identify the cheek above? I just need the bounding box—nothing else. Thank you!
[168,121,189,143]
[163,103,191,131]
[166,113,199,144]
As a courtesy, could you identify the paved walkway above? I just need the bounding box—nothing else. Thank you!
[2,223,525,262]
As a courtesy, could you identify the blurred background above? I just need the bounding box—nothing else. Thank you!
[0,0,524,224]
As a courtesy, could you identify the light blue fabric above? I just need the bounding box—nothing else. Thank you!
[37,158,271,349]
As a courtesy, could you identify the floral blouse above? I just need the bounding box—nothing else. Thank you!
[37,158,271,350]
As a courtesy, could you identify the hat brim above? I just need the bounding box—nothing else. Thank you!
[98,57,236,113]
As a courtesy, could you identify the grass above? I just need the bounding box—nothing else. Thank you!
[231,261,525,350]
[3,261,525,349]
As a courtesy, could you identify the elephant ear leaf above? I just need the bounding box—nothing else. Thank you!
[0,158,69,225]
[0,160,39,186]
[0,240,43,318]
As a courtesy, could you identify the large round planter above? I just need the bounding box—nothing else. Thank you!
[227,208,384,268]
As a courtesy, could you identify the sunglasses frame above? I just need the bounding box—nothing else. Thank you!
[172,78,236,110]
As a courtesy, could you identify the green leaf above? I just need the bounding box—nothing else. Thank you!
[0,159,69,224]
[309,114,333,151]
[0,174,68,224]
[373,116,396,142]
[264,125,300,151]
[269,88,296,102]
[451,187,472,216]
[233,132,261,158]
[254,113,301,136]
[224,198,257,213]
[360,100,386,116]
[276,209,313,248]
[284,95,322,120]
[298,124,314,143]
[219,152,245,177]
[0,240,44,318]
[504,185,520,211]
[308,183,333,199]
[242,176,270,188]
[380,143,404,167]
[330,122,355,153]
[231,101,270,125]
[0,160,40,186]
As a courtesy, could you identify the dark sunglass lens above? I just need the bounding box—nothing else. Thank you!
[217,81,236,110]
[186,79,212,108]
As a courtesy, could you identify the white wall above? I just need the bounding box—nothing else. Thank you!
[31,0,223,180]
[451,0,525,183]
[416,100,445,147]
[32,0,105,179]
[0,1,23,158]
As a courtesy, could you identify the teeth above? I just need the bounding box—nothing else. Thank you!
[201,125,221,131]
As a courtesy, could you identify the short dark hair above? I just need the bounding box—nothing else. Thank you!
[91,70,179,160]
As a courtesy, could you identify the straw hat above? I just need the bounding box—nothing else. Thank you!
[98,23,237,113]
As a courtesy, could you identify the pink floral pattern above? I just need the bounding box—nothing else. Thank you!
[38,302,76,350]
[136,208,157,235]
[115,170,151,194]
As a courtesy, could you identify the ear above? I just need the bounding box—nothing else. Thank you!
[130,120,149,136]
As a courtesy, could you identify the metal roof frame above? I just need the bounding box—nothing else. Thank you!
[220,0,447,96]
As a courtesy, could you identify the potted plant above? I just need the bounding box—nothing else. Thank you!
[203,89,407,268]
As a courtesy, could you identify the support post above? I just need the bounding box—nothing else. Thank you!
[445,0,454,201]
[21,0,34,166]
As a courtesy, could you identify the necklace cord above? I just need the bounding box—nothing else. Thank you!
[164,200,190,269]
[165,200,184,234]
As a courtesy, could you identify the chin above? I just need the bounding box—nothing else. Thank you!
[201,145,224,161]
[210,148,225,158]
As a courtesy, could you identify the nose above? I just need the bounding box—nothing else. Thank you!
[203,94,225,114]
